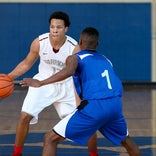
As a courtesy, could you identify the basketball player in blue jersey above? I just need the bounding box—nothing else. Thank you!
[21,27,142,156]
[7,11,98,156]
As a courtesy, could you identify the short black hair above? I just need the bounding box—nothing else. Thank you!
[48,11,71,27]
[81,27,99,39]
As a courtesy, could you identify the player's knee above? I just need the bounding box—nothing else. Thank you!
[19,112,33,124]
[44,130,65,147]
[121,136,142,156]
[44,131,59,146]
[133,147,142,156]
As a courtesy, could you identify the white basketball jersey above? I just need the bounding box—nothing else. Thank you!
[38,33,77,81]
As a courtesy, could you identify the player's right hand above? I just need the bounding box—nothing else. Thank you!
[20,78,41,87]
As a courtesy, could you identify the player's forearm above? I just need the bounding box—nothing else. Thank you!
[40,68,74,86]
[8,62,32,80]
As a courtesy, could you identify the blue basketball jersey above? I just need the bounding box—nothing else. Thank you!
[54,50,128,146]
[75,50,123,100]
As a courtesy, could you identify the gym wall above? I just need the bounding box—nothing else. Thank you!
[0,1,151,81]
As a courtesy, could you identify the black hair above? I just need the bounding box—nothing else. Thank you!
[48,11,71,27]
[81,27,99,39]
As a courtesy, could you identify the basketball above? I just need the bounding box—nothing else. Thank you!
[0,74,14,98]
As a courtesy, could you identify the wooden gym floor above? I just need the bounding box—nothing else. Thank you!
[0,84,156,156]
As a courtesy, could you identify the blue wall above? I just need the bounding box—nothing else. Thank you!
[0,3,151,81]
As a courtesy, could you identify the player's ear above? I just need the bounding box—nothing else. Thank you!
[79,36,82,45]
[79,40,83,50]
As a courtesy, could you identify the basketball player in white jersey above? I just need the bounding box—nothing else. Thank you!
[8,11,98,156]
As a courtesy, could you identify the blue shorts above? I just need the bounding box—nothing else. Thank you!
[53,96,128,145]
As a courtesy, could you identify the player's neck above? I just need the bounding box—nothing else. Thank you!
[50,35,66,51]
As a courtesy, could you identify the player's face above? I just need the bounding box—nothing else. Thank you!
[49,19,68,42]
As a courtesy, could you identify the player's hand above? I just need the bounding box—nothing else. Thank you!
[20,78,41,87]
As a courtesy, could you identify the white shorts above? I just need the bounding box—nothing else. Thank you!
[21,75,77,124]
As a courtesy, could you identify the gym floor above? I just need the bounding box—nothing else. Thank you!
[0,85,156,156]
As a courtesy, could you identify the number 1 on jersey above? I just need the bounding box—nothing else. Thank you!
[101,70,112,89]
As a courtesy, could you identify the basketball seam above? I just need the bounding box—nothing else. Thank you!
[0,78,12,82]
[0,86,14,97]
[0,83,14,90]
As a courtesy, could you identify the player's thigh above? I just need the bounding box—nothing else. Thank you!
[53,100,76,119]
[53,109,97,145]
[53,81,77,119]
[99,115,128,145]
[22,84,63,124]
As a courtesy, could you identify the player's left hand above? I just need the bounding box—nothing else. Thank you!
[20,78,41,87]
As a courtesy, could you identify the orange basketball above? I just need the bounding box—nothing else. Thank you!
[0,74,14,98]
